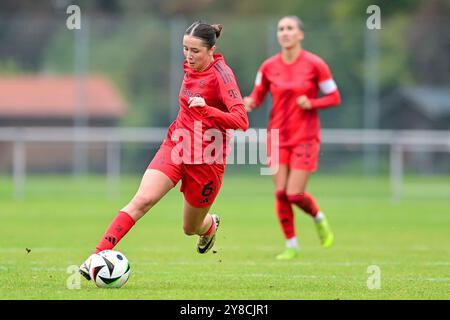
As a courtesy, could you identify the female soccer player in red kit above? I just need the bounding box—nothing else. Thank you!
[79,21,249,279]
[244,16,341,260]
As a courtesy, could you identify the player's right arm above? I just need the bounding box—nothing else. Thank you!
[245,65,269,112]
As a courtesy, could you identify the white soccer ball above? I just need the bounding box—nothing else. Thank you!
[89,250,131,288]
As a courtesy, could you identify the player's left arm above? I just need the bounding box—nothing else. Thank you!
[193,65,249,131]
[300,58,341,110]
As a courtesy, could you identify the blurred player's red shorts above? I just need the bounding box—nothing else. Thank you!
[268,140,320,172]
[148,142,225,208]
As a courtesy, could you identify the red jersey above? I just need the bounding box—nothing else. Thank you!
[250,50,340,146]
[165,54,248,164]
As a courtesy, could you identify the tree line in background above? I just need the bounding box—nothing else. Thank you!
[0,0,449,130]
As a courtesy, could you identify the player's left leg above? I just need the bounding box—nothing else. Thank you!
[286,170,334,248]
[79,168,176,280]
[95,169,175,253]
[272,164,299,260]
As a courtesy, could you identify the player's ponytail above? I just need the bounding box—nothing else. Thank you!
[211,24,223,39]
[185,21,223,48]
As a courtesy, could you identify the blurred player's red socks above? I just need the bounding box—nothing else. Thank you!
[275,190,295,239]
[287,192,319,217]
[95,211,136,253]
[201,215,216,236]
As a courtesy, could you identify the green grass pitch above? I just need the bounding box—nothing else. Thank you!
[0,173,449,299]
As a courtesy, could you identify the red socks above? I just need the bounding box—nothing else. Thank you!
[201,215,216,236]
[95,211,136,253]
[287,192,319,217]
[275,190,295,239]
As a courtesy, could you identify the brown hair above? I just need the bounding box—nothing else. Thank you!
[185,21,223,49]
[280,15,304,31]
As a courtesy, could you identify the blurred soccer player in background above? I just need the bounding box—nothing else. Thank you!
[244,16,341,260]
[79,21,249,279]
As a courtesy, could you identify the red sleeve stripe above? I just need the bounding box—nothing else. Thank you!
[214,62,232,84]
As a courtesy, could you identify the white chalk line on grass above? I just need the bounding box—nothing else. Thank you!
[8,266,450,283]
[0,247,197,254]
[0,246,450,260]
[0,247,81,253]
[4,259,448,268]
[2,258,450,268]
[165,260,450,267]
[3,245,450,255]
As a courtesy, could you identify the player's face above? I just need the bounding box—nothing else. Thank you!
[183,35,215,71]
[277,18,304,49]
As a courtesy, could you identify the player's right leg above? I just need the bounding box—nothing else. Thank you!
[79,169,176,280]
[272,164,299,260]
[181,200,220,254]
[180,163,224,254]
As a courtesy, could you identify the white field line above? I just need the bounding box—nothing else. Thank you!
[125,260,450,267]
[7,267,450,283]
[1,259,449,268]
[2,246,449,254]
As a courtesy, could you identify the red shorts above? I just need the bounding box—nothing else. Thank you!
[268,140,320,172]
[148,143,225,208]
